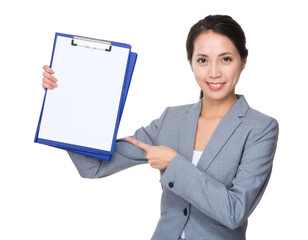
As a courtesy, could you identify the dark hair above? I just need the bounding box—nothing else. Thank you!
[186,15,248,99]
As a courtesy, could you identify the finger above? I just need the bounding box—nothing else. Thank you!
[148,159,159,169]
[42,71,57,83]
[125,137,150,150]
[43,65,54,74]
[42,77,58,89]
[144,151,151,159]
[125,137,152,151]
[42,82,53,90]
[148,159,154,167]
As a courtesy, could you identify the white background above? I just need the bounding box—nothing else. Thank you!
[1,0,307,239]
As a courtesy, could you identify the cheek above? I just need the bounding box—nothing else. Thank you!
[226,67,242,83]
[192,67,207,81]
[194,73,206,87]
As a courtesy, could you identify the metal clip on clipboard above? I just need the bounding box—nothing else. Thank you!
[71,36,112,51]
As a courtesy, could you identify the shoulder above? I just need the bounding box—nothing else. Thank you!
[162,101,200,121]
[241,106,279,145]
[228,95,279,146]
[232,95,278,130]
[245,107,278,128]
[145,102,197,129]
[166,102,198,114]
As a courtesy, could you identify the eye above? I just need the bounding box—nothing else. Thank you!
[197,58,207,64]
[222,57,232,62]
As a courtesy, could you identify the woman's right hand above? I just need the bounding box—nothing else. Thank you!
[42,65,58,90]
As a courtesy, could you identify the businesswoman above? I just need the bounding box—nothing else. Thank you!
[42,15,279,240]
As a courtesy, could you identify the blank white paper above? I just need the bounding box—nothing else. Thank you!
[38,35,130,151]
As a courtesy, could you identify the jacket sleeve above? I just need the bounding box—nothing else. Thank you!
[68,107,169,178]
[160,118,279,230]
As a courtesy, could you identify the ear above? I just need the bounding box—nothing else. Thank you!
[241,58,247,71]
[189,60,193,72]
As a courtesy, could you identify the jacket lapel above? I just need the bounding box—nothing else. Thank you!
[197,110,242,172]
[179,95,249,172]
[178,99,202,161]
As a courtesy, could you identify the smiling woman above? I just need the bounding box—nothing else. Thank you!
[190,31,246,104]
[186,15,248,100]
[42,15,278,240]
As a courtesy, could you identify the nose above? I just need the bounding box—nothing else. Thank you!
[209,63,221,79]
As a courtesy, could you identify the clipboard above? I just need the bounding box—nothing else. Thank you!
[34,33,137,161]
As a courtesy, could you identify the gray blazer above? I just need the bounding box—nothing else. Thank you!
[69,95,279,240]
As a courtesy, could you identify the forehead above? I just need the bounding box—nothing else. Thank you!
[193,30,239,56]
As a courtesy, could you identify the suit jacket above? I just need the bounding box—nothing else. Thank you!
[68,95,279,240]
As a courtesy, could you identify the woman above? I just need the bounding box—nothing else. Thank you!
[42,15,279,240]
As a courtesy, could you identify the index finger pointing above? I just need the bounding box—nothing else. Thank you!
[125,137,151,151]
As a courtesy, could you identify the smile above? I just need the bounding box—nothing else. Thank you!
[206,82,226,90]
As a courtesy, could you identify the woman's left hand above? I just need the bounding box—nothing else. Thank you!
[125,137,178,170]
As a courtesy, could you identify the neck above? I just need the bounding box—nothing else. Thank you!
[200,93,237,118]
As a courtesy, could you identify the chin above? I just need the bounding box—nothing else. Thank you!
[203,91,234,101]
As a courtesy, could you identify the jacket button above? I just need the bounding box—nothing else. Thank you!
[184,208,188,216]
[168,182,174,188]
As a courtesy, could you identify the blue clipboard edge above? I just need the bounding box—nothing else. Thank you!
[37,138,113,155]
[105,51,138,154]
[34,32,137,161]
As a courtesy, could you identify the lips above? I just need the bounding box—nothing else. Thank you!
[206,82,226,90]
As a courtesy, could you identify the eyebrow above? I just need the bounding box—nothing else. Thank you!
[196,52,234,57]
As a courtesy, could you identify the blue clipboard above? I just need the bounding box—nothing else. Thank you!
[34,33,137,161]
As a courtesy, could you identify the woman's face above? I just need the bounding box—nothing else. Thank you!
[190,30,247,102]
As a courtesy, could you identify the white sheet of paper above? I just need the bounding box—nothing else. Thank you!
[38,35,130,151]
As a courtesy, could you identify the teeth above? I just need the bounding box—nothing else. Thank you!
[209,83,223,87]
